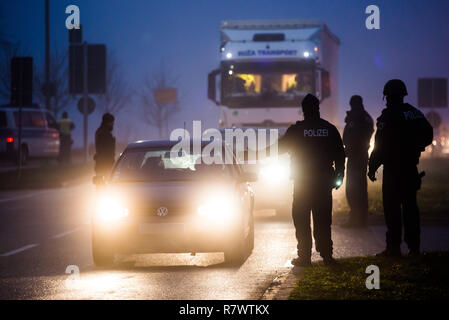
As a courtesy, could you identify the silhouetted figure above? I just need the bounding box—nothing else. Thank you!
[94,113,116,178]
[278,94,345,266]
[57,111,75,165]
[342,95,374,228]
[368,80,433,257]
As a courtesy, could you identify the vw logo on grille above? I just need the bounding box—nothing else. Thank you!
[157,206,168,217]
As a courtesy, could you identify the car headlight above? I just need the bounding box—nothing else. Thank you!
[259,159,290,182]
[197,192,236,223]
[95,196,129,223]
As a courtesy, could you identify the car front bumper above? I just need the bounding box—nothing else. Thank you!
[92,215,242,254]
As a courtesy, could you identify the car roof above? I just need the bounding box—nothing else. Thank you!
[126,139,228,151]
[0,105,48,113]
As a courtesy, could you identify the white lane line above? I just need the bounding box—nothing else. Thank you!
[0,244,38,257]
[284,259,293,267]
[51,228,81,239]
[0,191,49,203]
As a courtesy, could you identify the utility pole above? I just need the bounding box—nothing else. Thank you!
[45,0,50,111]
[83,42,89,163]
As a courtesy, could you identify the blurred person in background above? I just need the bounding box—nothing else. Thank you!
[342,95,374,228]
[57,111,75,165]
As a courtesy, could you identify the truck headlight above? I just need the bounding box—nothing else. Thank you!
[259,160,290,182]
[96,196,129,223]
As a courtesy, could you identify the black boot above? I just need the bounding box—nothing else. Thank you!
[322,256,338,266]
[407,248,420,257]
[376,247,401,257]
[291,256,312,267]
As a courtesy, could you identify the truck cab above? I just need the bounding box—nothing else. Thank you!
[208,19,340,128]
[208,19,340,216]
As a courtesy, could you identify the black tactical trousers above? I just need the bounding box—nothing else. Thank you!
[346,152,369,224]
[59,134,72,164]
[382,165,420,251]
[292,182,333,259]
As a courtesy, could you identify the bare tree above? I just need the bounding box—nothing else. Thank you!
[96,53,131,115]
[0,5,10,47]
[34,47,73,118]
[139,63,181,138]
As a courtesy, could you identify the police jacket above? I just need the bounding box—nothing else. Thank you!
[343,107,374,156]
[369,103,433,172]
[278,117,346,183]
[94,125,116,163]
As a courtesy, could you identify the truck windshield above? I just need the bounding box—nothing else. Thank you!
[222,66,314,108]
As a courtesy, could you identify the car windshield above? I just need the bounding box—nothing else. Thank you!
[112,148,233,182]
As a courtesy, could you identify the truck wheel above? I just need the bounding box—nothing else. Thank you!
[92,229,114,267]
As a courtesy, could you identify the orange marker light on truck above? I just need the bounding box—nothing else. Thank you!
[6,137,13,143]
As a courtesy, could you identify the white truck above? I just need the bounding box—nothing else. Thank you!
[207,19,340,216]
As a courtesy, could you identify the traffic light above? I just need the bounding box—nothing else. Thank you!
[10,57,33,107]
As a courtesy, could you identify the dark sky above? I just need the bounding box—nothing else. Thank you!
[2,0,449,146]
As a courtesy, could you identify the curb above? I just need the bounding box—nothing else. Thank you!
[261,267,306,300]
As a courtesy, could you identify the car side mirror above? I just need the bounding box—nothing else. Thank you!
[92,175,106,186]
[240,171,258,182]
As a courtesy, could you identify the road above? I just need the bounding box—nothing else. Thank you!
[5,182,448,300]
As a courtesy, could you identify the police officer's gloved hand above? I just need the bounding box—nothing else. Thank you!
[334,172,344,190]
[367,170,377,182]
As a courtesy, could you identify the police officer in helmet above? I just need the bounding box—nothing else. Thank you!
[278,94,346,266]
[368,79,433,257]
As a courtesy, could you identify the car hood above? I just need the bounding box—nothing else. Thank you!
[107,180,232,216]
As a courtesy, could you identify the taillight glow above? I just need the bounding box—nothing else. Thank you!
[6,137,13,143]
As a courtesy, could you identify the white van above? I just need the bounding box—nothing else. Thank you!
[0,104,60,164]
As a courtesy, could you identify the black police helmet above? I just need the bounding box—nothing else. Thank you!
[301,94,320,113]
[102,113,115,124]
[383,79,408,97]
[350,95,363,107]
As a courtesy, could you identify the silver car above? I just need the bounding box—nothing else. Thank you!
[92,139,257,266]
[0,105,59,163]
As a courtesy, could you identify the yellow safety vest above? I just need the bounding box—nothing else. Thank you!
[58,118,73,135]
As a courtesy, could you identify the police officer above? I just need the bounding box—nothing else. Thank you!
[342,95,374,228]
[368,79,433,257]
[58,111,75,164]
[278,94,346,266]
[94,113,116,178]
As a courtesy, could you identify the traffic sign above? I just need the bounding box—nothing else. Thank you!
[418,78,447,108]
[10,57,33,107]
[77,96,96,115]
[155,88,177,105]
[69,44,107,94]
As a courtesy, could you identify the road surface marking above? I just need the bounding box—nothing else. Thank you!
[51,228,81,239]
[284,260,293,267]
[0,191,49,203]
[0,244,38,257]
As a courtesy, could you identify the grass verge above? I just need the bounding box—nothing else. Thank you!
[0,163,92,189]
[333,157,449,218]
[289,252,449,300]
